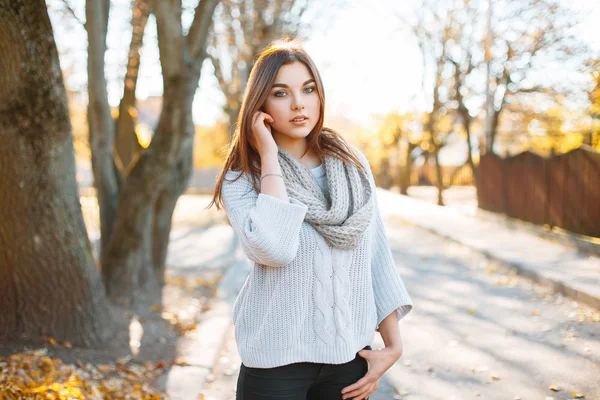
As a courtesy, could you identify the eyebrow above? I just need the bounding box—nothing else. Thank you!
[272,79,315,89]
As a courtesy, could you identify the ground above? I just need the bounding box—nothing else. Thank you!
[1,191,598,399]
[199,210,600,400]
[0,195,229,399]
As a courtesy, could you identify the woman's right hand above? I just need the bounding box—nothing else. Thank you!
[251,111,278,156]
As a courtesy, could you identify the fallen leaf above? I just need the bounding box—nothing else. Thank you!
[173,357,189,366]
[549,383,561,391]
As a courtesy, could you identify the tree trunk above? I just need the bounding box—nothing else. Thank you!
[458,107,478,187]
[153,140,194,284]
[226,101,242,136]
[379,158,393,189]
[432,148,445,206]
[489,108,501,152]
[398,164,411,195]
[464,123,478,187]
[398,141,417,195]
[0,0,112,346]
[101,86,194,300]
[87,0,119,266]
[114,0,150,172]
[100,0,219,301]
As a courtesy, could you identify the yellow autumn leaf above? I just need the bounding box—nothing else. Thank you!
[572,392,585,398]
[29,385,50,393]
[549,383,561,391]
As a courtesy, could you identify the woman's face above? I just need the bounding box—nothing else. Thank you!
[262,61,321,140]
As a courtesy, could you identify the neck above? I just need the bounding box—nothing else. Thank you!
[272,131,310,160]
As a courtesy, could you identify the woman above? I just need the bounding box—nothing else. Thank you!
[208,39,413,400]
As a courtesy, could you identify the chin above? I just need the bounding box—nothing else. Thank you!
[278,125,316,138]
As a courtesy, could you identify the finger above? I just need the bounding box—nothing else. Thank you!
[341,377,368,394]
[366,381,379,399]
[264,114,275,123]
[252,112,263,126]
[365,385,377,399]
[342,382,374,400]
[341,375,375,397]
[355,382,378,400]
[357,381,379,400]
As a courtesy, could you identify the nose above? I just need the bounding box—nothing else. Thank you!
[291,94,305,111]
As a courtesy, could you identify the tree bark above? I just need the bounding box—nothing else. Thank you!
[0,0,112,346]
[152,141,194,284]
[114,0,150,172]
[101,84,194,299]
[451,57,478,187]
[86,0,119,266]
[101,0,219,301]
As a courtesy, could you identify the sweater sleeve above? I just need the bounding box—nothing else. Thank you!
[355,150,413,329]
[221,169,309,268]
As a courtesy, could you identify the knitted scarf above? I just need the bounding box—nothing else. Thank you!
[275,145,374,250]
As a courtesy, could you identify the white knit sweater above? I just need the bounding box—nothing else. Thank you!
[221,148,413,368]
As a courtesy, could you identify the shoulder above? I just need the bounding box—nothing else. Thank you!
[224,168,249,183]
[221,169,258,201]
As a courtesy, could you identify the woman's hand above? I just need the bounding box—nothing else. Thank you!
[341,345,403,400]
[251,111,277,156]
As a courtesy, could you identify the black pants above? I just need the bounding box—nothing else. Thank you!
[236,345,371,400]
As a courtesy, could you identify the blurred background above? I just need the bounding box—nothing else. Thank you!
[49,0,600,239]
[2,1,599,398]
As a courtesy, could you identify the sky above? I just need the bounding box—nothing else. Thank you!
[49,0,600,128]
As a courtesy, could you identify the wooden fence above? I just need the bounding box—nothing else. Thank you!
[478,146,600,238]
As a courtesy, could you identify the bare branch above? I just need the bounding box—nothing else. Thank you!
[187,0,221,63]
[59,0,84,27]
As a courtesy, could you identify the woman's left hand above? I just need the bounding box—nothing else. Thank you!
[341,346,402,400]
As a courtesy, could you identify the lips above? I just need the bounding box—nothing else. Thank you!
[290,115,308,122]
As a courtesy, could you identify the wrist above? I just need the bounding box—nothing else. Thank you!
[259,149,279,162]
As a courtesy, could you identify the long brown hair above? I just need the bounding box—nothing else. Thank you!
[207,39,366,211]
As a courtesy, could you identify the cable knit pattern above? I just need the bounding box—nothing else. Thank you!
[332,250,353,342]
[312,233,336,344]
[277,145,374,250]
[222,146,413,368]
